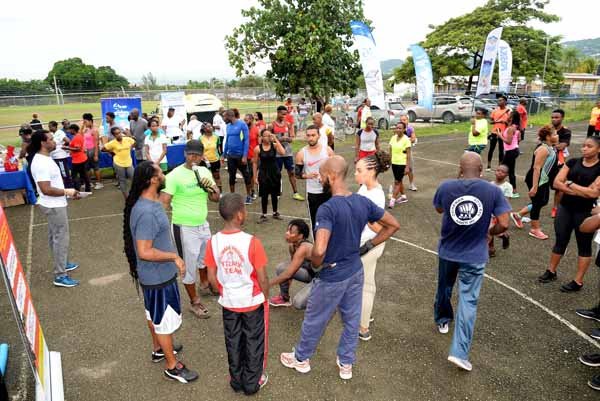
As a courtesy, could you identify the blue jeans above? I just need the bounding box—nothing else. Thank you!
[434,258,485,361]
[295,269,364,365]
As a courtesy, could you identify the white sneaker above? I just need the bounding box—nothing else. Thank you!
[409,184,418,191]
[396,195,408,204]
[448,355,472,371]
[438,322,449,334]
[521,216,531,223]
[94,182,104,190]
[280,350,311,373]
[336,357,352,380]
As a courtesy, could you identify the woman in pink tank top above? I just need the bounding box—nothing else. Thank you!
[82,113,103,189]
[499,110,521,198]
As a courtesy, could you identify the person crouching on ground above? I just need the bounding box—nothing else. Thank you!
[205,193,270,395]
[268,219,314,309]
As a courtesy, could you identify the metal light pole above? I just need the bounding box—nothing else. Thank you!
[540,36,549,96]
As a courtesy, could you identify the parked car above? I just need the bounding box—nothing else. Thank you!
[345,101,404,130]
[406,96,472,124]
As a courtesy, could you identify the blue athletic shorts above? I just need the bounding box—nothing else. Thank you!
[143,276,182,335]
[276,156,294,172]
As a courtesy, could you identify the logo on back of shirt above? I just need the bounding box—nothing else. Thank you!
[450,195,483,226]
[219,245,245,275]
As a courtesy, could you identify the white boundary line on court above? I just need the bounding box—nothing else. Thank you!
[33,208,600,349]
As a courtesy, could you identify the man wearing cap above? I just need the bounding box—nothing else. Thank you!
[160,140,220,318]
[127,108,148,164]
[162,107,185,143]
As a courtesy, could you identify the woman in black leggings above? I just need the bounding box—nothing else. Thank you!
[538,136,600,292]
[512,126,558,239]
[499,110,521,197]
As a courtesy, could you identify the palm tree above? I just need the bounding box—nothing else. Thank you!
[576,58,599,74]
[561,47,582,72]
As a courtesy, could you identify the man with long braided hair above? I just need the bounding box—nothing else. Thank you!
[123,161,199,384]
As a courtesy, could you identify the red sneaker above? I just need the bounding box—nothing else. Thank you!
[269,295,291,307]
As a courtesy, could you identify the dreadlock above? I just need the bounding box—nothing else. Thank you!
[363,150,391,176]
[123,161,157,292]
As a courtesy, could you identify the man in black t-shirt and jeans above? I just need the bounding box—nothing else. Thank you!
[550,109,572,218]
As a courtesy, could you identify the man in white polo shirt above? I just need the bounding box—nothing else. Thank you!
[29,130,81,288]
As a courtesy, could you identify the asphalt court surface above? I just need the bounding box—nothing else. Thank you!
[4,124,600,400]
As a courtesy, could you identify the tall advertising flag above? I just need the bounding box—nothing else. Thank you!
[475,27,503,96]
[410,45,434,111]
[350,20,385,109]
[497,39,512,93]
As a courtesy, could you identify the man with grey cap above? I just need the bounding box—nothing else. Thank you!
[126,108,148,164]
[160,140,220,318]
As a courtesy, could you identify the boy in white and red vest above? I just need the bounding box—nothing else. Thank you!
[205,193,269,395]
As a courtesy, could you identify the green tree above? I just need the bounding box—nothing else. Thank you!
[141,72,159,89]
[226,0,367,100]
[45,58,129,91]
[0,79,52,95]
[237,75,265,87]
[95,66,129,90]
[577,57,599,74]
[393,0,562,93]
[186,80,211,89]
[561,47,582,72]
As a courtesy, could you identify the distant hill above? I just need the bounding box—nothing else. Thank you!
[563,37,600,58]
[381,59,404,75]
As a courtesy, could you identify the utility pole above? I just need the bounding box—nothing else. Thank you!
[540,36,549,96]
[53,75,60,105]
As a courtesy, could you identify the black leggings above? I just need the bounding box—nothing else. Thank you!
[227,156,251,187]
[552,205,594,257]
[528,183,550,220]
[307,192,332,235]
[502,148,519,191]
[487,135,504,165]
[71,162,91,192]
[261,192,278,215]
[587,125,599,137]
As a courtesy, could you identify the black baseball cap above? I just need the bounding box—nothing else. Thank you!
[184,140,204,155]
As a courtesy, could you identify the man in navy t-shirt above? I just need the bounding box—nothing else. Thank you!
[280,156,399,380]
[432,152,510,372]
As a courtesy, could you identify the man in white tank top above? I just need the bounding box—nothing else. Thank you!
[295,125,334,236]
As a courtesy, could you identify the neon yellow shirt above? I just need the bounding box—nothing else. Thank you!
[200,134,219,162]
[590,107,600,126]
[104,137,135,167]
[163,165,214,226]
[389,134,411,165]
[469,118,489,146]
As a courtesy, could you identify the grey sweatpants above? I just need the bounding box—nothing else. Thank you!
[38,205,69,278]
[276,262,313,310]
[115,165,134,196]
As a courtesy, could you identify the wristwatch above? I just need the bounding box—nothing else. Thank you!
[566,180,574,187]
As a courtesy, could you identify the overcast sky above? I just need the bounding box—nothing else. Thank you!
[0,0,595,83]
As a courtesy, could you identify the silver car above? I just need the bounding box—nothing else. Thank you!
[406,96,472,124]
[346,102,405,130]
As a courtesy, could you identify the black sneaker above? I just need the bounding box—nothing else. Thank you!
[576,307,600,322]
[580,353,600,367]
[560,280,583,293]
[538,270,557,283]
[164,362,199,383]
[501,235,510,250]
[152,343,183,363]
[591,329,600,340]
[588,374,600,391]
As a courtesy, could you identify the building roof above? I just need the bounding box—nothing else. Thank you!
[563,73,600,80]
